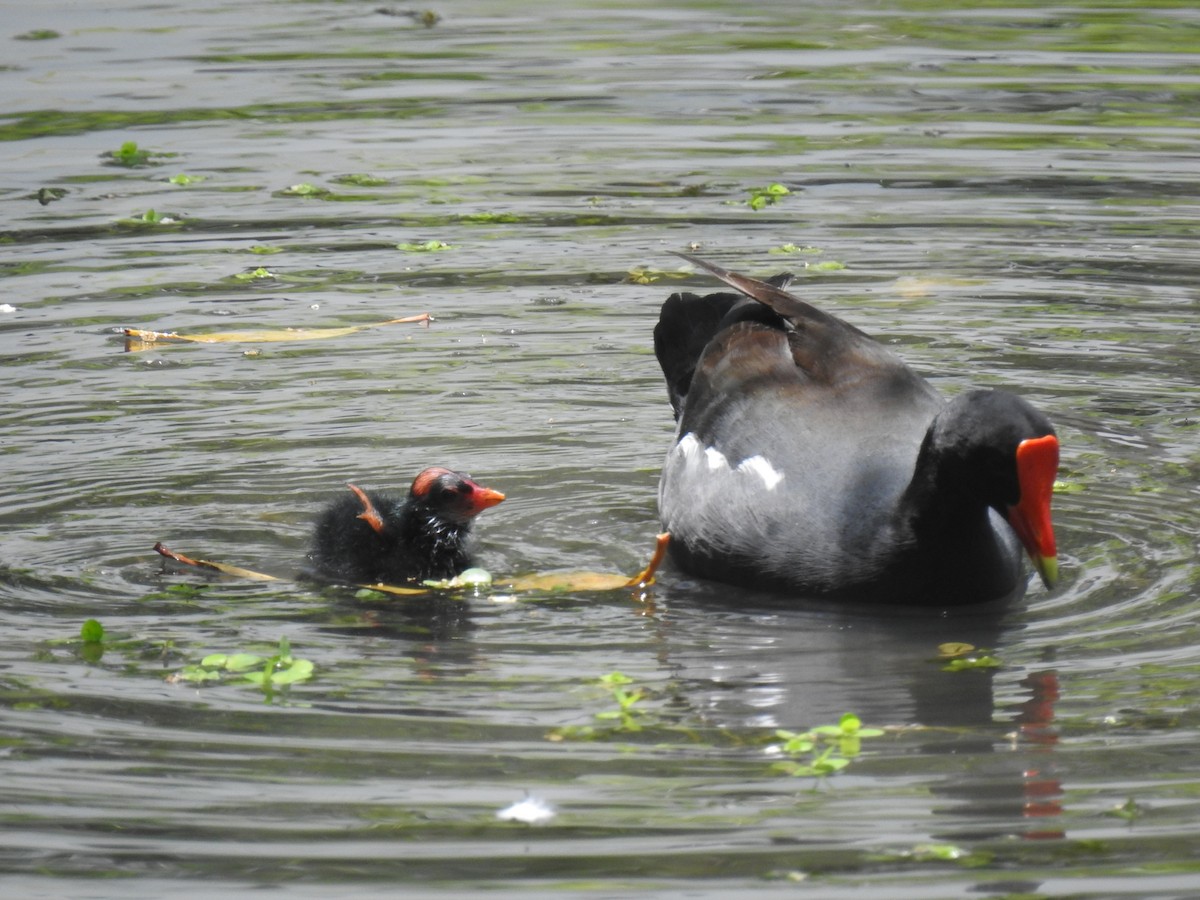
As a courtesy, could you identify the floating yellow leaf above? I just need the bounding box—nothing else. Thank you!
[500,533,670,593]
[151,533,670,599]
[502,572,636,592]
[153,543,281,581]
[936,642,976,659]
[123,313,430,352]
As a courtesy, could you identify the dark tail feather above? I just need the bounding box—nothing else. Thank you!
[672,251,841,330]
[654,290,738,417]
[654,269,796,418]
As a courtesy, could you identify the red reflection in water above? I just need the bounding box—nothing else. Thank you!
[1018,670,1063,838]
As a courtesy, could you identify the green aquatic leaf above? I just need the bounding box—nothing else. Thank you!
[912,843,969,861]
[232,266,276,281]
[775,729,815,754]
[172,665,222,683]
[271,658,314,685]
[1053,479,1084,494]
[280,182,329,197]
[942,655,1001,672]
[110,141,151,167]
[746,183,790,210]
[35,187,67,205]
[80,619,105,643]
[626,266,691,285]
[222,653,266,672]
[118,208,182,226]
[243,656,314,687]
[396,239,452,252]
[460,212,521,224]
[334,173,390,187]
[1107,797,1146,821]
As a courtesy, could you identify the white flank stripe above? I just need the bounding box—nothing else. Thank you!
[676,432,701,460]
[737,455,785,490]
[704,446,729,471]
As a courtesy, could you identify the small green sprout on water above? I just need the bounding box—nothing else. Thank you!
[249,245,284,255]
[79,618,106,664]
[168,173,205,186]
[35,187,67,206]
[16,29,61,40]
[107,141,174,168]
[396,239,452,252]
[745,182,790,210]
[278,182,330,198]
[1107,797,1146,822]
[334,173,391,187]
[548,671,650,741]
[769,243,824,255]
[867,842,992,867]
[593,671,647,732]
[120,208,181,226]
[80,619,105,643]
[772,713,884,778]
[626,265,692,285]
[139,582,208,603]
[459,212,522,224]
[232,266,276,281]
[170,636,313,694]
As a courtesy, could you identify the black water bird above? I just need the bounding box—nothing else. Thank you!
[308,467,505,585]
[654,253,1059,605]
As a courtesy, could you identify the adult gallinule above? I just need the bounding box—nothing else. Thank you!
[654,253,1059,605]
[308,467,505,584]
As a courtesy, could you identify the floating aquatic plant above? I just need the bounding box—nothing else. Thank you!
[626,265,692,284]
[170,636,314,694]
[936,642,1002,672]
[279,182,330,198]
[547,671,651,741]
[334,173,390,187]
[80,619,105,643]
[231,266,276,281]
[396,239,452,252]
[34,187,67,205]
[106,140,174,168]
[745,182,790,210]
[771,713,884,777]
[769,243,823,255]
